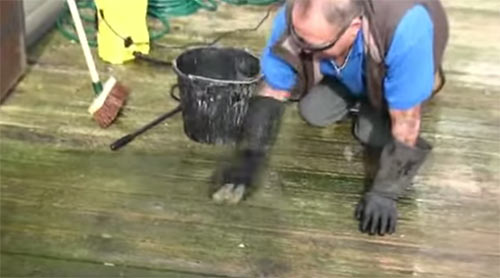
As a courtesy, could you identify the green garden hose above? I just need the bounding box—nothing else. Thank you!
[220,0,281,5]
[57,0,207,47]
[56,0,99,47]
[57,0,279,47]
[148,0,218,17]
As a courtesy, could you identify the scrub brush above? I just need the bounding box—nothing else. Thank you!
[66,0,128,127]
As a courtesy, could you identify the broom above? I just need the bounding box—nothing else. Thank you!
[66,0,128,128]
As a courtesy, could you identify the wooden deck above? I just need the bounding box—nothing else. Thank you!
[1,1,499,277]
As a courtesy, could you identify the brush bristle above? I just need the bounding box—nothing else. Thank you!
[92,82,129,128]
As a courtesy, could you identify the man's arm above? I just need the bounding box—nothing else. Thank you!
[212,82,288,204]
[258,82,291,101]
[383,5,434,148]
[389,105,421,146]
[356,6,435,235]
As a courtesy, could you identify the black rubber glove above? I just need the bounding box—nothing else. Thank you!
[221,150,264,187]
[356,138,431,236]
[355,192,397,235]
[212,95,285,204]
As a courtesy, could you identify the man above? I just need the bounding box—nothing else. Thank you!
[212,0,448,236]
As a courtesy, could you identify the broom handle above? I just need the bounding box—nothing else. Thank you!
[66,0,100,84]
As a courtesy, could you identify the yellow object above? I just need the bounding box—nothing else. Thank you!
[94,0,149,64]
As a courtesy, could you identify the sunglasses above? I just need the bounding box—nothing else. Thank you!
[289,15,361,53]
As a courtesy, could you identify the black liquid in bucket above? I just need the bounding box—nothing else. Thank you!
[173,47,261,144]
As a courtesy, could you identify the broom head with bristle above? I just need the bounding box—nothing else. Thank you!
[88,77,129,128]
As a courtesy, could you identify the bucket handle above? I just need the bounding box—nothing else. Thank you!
[170,83,181,102]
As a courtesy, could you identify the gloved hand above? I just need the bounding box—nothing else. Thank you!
[355,192,397,235]
[221,150,263,186]
[212,150,264,204]
[355,138,431,236]
[212,95,285,204]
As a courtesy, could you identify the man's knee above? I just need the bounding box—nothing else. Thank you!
[299,92,333,127]
[299,79,352,127]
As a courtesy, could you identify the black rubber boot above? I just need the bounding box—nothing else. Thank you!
[355,137,432,235]
[212,95,285,204]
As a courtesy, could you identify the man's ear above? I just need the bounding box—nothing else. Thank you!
[347,17,362,37]
[351,17,362,29]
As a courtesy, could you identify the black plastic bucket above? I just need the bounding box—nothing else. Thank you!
[173,47,261,144]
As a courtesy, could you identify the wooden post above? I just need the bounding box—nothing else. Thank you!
[0,0,26,103]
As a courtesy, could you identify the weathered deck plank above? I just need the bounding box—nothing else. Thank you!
[1,1,499,277]
[1,252,212,278]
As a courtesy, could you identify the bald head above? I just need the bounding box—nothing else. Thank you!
[290,0,363,58]
[293,0,363,27]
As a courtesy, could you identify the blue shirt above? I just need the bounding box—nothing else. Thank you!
[260,5,435,109]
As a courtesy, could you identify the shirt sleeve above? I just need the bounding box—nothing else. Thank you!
[260,6,297,91]
[384,5,435,110]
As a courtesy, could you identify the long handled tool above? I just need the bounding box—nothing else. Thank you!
[110,84,182,151]
[110,105,182,151]
[67,0,128,127]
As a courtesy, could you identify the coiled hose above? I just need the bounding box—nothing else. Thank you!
[220,0,280,5]
[57,0,281,47]
[148,0,218,17]
[57,0,171,47]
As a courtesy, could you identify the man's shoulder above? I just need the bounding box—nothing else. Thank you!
[269,6,288,33]
[398,5,434,33]
[388,5,434,58]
